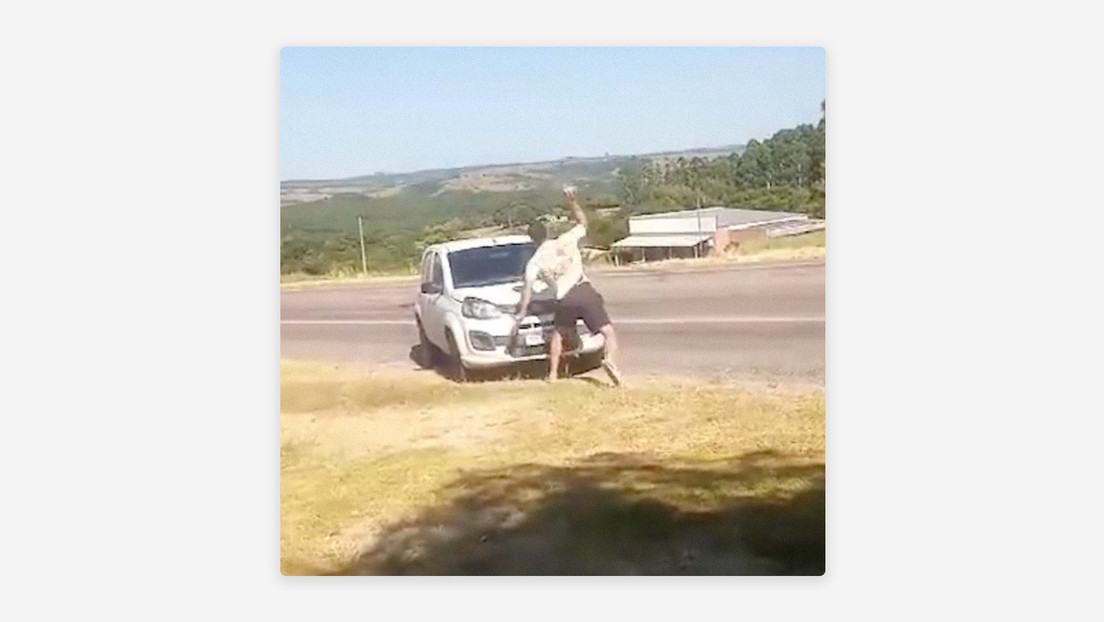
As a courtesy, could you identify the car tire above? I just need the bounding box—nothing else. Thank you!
[445,330,469,382]
[416,317,437,369]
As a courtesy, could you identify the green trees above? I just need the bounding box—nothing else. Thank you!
[585,211,630,249]
[615,158,647,206]
[616,103,827,218]
[736,139,773,189]
[490,202,543,229]
[417,219,466,249]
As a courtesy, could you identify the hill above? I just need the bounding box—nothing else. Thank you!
[279,144,746,206]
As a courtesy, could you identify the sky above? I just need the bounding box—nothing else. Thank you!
[280,47,824,181]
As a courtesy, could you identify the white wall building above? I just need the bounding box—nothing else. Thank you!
[611,207,816,262]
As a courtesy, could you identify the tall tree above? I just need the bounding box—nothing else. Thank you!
[616,158,647,206]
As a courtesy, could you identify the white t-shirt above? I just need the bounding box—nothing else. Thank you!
[525,224,587,300]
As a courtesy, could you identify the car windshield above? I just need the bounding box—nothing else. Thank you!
[449,243,536,288]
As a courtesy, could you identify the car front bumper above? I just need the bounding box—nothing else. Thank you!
[458,315,605,369]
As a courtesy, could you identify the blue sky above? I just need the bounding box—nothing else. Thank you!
[280,47,824,181]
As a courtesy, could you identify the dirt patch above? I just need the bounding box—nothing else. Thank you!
[434,165,553,194]
[366,185,406,198]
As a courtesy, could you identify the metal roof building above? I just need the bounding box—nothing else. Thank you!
[611,207,810,260]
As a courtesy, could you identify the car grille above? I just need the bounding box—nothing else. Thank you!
[510,344,549,357]
[502,324,589,358]
[499,299,556,316]
[517,318,553,331]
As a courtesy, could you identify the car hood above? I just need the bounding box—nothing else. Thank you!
[452,280,552,308]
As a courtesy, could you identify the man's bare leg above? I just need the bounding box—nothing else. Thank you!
[599,324,618,364]
[598,324,623,386]
[548,329,564,380]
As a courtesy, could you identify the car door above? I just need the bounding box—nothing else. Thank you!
[419,251,447,348]
[416,250,432,323]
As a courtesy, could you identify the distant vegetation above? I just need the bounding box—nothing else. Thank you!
[281,103,825,276]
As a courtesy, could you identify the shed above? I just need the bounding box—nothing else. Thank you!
[611,207,809,262]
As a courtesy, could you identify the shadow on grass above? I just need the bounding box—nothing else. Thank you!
[326,450,824,575]
[569,375,607,387]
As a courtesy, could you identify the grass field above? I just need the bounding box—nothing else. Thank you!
[280,360,825,575]
[735,229,826,255]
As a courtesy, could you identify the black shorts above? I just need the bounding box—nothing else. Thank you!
[554,281,611,333]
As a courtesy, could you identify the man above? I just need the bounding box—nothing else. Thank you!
[515,187,623,385]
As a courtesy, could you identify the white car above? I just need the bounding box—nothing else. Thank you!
[414,235,606,381]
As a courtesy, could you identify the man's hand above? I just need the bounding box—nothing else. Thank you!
[515,292,531,325]
[563,185,586,227]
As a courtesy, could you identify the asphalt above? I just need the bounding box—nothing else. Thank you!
[280,261,825,383]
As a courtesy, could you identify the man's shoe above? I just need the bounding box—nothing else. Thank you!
[601,360,623,387]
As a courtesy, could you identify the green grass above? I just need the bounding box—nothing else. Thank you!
[280,361,825,575]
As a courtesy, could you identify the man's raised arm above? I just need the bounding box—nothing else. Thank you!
[564,186,587,228]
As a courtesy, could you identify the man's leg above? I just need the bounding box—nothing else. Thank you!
[548,329,564,380]
[577,283,623,386]
[550,294,581,381]
[598,323,618,366]
[597,323,623,386]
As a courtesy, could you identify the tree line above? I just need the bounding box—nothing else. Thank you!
[617,101,825,219]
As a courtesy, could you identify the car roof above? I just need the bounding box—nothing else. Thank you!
[428,235,533,254]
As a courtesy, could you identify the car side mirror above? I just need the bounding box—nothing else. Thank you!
[421,282,442,295]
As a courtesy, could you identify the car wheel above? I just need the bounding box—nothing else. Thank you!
[416,317,437,368]
[445,330,468,382]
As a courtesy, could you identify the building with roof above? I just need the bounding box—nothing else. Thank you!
[610,207,819,262]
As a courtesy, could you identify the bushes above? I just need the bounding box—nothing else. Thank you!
[281,231,418,275]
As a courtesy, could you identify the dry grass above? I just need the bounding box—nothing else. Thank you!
[610,230,826,272]
[733,229,825,256]
[279,272,418,289]
[280,360,826,575]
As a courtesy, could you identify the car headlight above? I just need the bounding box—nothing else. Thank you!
[468,330,495,351]
[461,297,503,319]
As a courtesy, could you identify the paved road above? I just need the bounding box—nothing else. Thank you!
[281,261,825,383]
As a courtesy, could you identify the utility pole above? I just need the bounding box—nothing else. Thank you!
[695,193,702,259]
[357,216,368,276]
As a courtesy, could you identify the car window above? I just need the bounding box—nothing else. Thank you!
[448,243,536,288]
[430,254,444,287]
[420,252,432,284]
